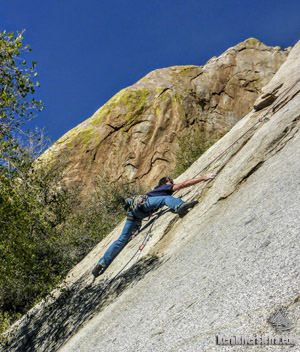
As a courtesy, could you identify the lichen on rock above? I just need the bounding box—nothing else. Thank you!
[39,38,290,196]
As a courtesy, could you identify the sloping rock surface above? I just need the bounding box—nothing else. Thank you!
[61,40,300,351]
[41,39,289,193]
[1,39,299,352]
[59,39,300,352]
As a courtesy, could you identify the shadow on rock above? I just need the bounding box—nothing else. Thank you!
[1,255,161,352]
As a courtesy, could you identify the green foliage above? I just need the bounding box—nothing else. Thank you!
[57,172,143,263]
[0,30,145,335]
[0,160,72,317]
[0,30,43,180]
[174,125,222,177]
[0,29,48,330]
[0,30,144,338]
[0,157,142,333]
[0,30,43,134]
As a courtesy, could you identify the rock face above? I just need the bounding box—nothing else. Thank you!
[2,39,300,352]
[42,39,289,193]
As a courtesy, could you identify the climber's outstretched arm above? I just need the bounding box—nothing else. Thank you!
[172,174,216,191]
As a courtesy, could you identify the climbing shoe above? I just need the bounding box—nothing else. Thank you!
[92,262,106,278]
[177,200,199,218]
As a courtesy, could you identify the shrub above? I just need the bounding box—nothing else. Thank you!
[174,125,223,176]
[0,164,142,334]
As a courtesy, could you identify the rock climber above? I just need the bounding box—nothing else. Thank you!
[92,174,216,277]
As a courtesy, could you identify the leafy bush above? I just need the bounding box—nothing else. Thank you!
[0,30,144,335]
[174,125,223,176]
[0,161,143,334]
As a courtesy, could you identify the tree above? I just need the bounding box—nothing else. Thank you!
[0,30,43,177]
[0,29,46,335]
[0,30,141,337]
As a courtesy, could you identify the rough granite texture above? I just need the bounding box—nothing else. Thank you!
[61,40,300,352]
[1,40,299,352]
[39,38,289,195]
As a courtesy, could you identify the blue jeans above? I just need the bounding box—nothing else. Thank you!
[99,196,184,267]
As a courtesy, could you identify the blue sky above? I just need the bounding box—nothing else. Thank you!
[1,0,299,143]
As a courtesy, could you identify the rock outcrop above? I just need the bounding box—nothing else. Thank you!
[2,39,299,352]
[41,39,289,194]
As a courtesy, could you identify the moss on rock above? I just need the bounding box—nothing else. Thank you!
[89,88,152,127]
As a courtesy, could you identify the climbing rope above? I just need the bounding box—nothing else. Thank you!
[53,208,169,352]
[193,78,300,178]
[101,208,169,286]
[54,78,300,351]
[96,77,300,291]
